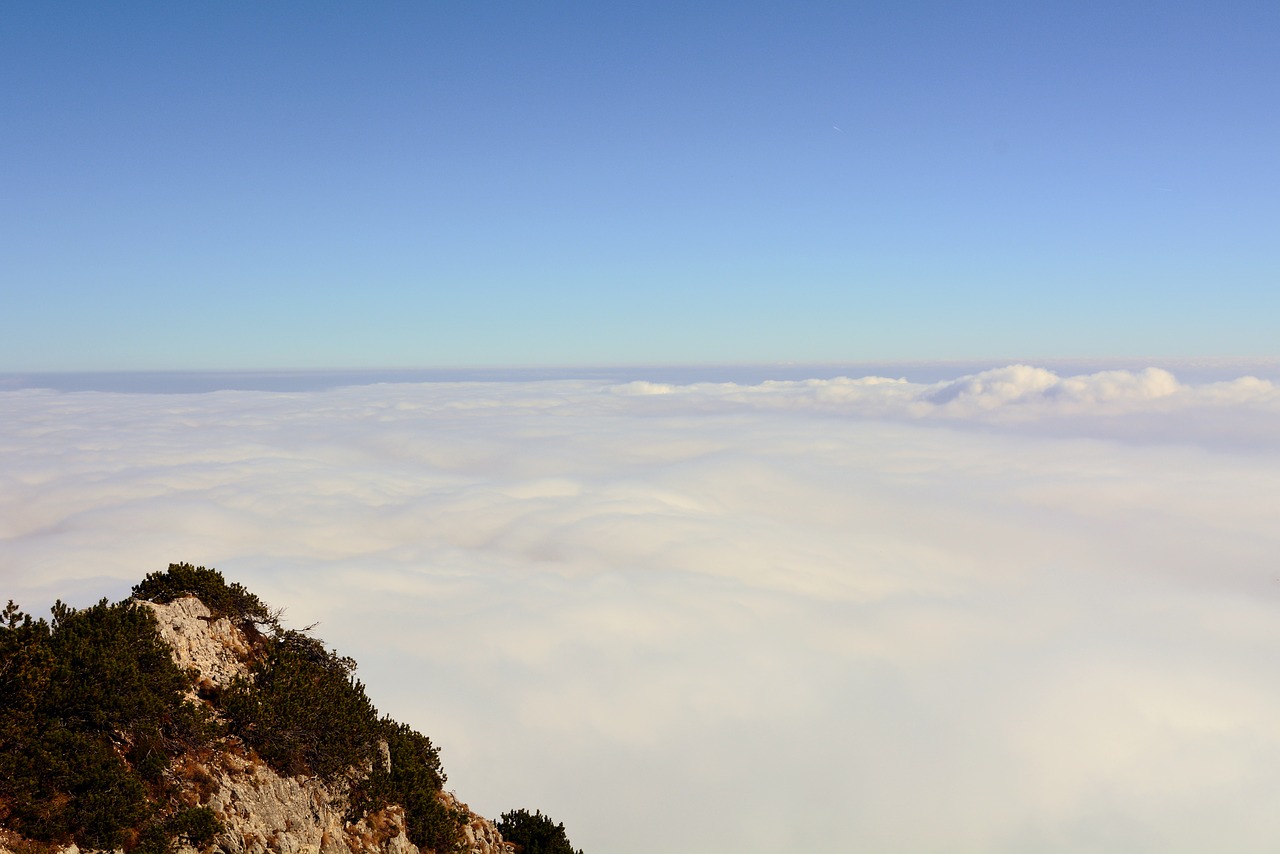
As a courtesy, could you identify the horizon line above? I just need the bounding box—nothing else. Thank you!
[4,356,1280,395]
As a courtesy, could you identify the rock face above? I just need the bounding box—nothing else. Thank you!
[139,597,252,695]
[198,749,370,854]
[140,597,513,854]
[440,794,510,854]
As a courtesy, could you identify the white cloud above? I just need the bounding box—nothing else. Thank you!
[602,364,1280,427]
[3,366,1280,853]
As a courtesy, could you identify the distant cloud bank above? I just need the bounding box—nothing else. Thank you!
[4,365,1280,853]
[612,363,1279,414]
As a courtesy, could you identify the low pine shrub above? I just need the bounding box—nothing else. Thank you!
[0,598,211,850]
[496,809,583,854]
[132,562,274,626]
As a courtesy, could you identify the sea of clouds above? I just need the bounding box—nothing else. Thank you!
[4,364,1280,853]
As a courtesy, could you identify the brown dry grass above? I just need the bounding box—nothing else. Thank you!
[0,827,56,854]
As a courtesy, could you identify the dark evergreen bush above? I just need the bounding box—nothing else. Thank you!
[221,628,380,779]
[347,720,463,853]
[165,806,222,846]
[496,809,583,854]
[0,598,211,850]
[132,562,273,626]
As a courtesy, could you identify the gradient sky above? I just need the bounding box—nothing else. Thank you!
[3,1,1278,370]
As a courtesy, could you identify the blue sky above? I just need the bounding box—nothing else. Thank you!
[3,1,1277,370]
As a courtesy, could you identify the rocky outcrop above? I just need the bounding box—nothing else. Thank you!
[187,741,512,854]
[440,794,509,854]
[198,749,363,854]
[140,597,513,854]
[139,597,252,695]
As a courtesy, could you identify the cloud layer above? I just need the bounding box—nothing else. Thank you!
[4,366,1280,853]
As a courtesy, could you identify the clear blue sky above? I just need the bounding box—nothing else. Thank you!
[3,1,1277,370]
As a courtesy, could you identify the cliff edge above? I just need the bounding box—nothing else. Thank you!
[138,594,511,854]
[1,565,578,854]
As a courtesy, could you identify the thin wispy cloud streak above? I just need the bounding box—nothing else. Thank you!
[3,366,1280,853]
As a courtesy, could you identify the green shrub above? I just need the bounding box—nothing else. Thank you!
[347,720,462,853]
[133,563,273,626]
[496,809,583,854]
[221,628,380,779]
[0,598,208,850]
[43,599,207,744]
[165,805,223,846]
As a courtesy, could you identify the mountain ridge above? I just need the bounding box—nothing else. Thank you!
[0,564,580,854]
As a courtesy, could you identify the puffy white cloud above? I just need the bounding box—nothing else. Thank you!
[601,364,1280,426]
[3,366,1280,853]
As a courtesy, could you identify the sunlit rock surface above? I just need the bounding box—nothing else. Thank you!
[0,596,512,854]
